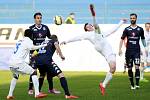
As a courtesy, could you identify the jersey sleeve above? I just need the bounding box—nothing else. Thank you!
[103,20,124,37]
[121,28,128,40]
[140,28,145,39]
[46,26,51,39]
[65,33,90,43]
[24,38,34,49]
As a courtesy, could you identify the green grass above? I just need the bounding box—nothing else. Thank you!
[0,71,150,100]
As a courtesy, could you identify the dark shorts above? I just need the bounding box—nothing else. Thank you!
[125,50,140,68]
[36,62,62,77]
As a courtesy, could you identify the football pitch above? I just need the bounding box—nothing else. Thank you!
[0,71,150,100]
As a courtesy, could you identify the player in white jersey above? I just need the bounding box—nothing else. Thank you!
[7,29,48,100]
[140,23,150,82]
[61,19,126,95]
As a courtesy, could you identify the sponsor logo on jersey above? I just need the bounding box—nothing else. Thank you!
[43,27,46,30]
[137,28,140,31]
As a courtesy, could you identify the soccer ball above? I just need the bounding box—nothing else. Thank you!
[54,15,63,25]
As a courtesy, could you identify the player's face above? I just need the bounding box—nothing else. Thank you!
[85,24,94,31]
[145,24,150,31]
[35,15,42,25]
[130,15,137,25]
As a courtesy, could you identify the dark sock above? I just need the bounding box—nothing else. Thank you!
[135,69,140,86]
[29,75,33,90]
[128,69,134,87]
[47,76,53,90]
[60,77,70,96]
[39,77,45,92]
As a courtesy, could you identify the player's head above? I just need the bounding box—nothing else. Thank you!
[24,29,33,40]
[130,13,137,25]
[34,12,42,25]
[69,13,75,19]
[50,34,58,41]
[145,23,150,31]
[84,23,94,32]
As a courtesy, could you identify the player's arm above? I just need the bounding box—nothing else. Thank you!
[61,34,87,45]
[46,26,51,39]
[31,44,47,50]
[54,42,65,60]
[104,19,127,37]
[141,28,148,56]
[119,28,127,56]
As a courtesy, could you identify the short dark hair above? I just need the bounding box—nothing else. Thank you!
[130,13,137,18]
[24,29,33,39]
[84,23,89,31]
[145,22,150,25]
[34,12,42,19]
[70,13,75,15]
[50,34,58,41]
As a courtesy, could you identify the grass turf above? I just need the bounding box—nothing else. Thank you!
[0,71,150,100]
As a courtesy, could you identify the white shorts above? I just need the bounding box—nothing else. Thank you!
[9,62,34,75]
[95,41,116,63]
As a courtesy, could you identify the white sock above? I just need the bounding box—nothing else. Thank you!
[102,72,112,88]
[8,78,17,96]
[140,69,144,80]
[32,75,40,96]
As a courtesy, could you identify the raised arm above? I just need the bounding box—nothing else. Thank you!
[104,19,127,37]
[61,34,87,45]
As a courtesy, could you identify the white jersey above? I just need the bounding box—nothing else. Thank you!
[9,37,34,64]
[64,20,124,63]
[66,20,124,50]
[145,30,150,47]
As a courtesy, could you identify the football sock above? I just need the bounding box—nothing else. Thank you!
[39,77,44,92]
[29,75,33,90]
[60,77,70,96]
[47,76,53,90]
[32,75,40,96]
[135,69,140,86]
[8,78,17,96]
[128,69,134,87]
[102,72,112,88]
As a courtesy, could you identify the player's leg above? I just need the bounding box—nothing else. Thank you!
[48,62,78,99]
[126,54,135,89]
[7,68,19,100]
[37,65,46,92]
[123,62,127,73]
[134,53,141,89]
[97,42,115,95]
[28,61,36,95]
[140,61,145,80]
[19,63,47,98]
[46,63,61,94]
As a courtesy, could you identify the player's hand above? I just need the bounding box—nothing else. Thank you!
[60,41,66,45]
[121,18,127,23]
[118,49,123,56]
[43,43,47,47]
[61,56,65,61]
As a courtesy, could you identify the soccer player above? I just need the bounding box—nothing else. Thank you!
[28,12,60,94]
[119,13,147,89]
[33,35,79,99]
[140,23,150,82]
[7,29,47,100]
[61,19,126,95]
